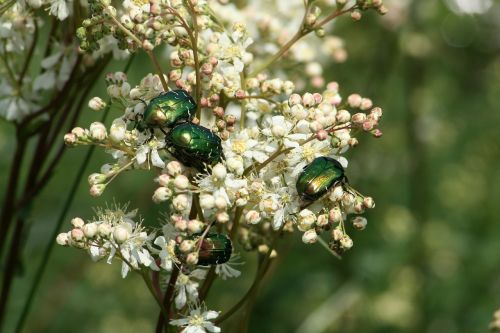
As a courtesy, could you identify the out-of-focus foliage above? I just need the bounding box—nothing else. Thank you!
[1,0,500,332]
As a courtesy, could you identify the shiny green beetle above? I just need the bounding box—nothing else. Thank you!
[137,89,196,131]
[296,156,345,201]
[165,123,223,170]
[177,233,233,266]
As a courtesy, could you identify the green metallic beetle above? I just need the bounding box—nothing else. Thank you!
[136,89,196,131]
[296,156,345,201]
[177,233,233,266]
[165,123,223,171]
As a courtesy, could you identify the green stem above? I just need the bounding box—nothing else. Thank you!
[108,14,169,92]
[13,55,136,333]
[249,6,355,77]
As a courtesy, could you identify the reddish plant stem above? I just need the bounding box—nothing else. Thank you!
[156,266,180,333]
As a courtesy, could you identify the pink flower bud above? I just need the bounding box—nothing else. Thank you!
[347,94,362,108]
[71,228,84,241]
[315,129,328,141]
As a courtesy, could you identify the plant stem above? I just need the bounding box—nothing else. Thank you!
[13,55,136,333]
[108,15,169,92]
[141,271,171,323]
[155,266,180,333]
[198,266,216,302]
[249,6,355,77]
[183,0,202,120]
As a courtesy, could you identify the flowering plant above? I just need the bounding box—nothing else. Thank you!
[1,0,386,331]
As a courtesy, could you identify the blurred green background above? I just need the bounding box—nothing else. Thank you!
[1,0,500,332]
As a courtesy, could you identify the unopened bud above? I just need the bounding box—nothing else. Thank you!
[88,97,106,111]
[83,223,98,238]
[352,216,367,230]
[71,228,85,241]
[89,184,106,197]
[113,226,130,244]
[56,232,69,246]
[302,229,318,244]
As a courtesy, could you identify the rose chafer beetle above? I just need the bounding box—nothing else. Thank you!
[165,123,223,171]
[296,156,345,201]
[177,233,233,266]
[136,89,196,131]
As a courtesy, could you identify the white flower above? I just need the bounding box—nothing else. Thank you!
[136,140,166,169]
[215,254,243,280]
[153,236,176,271]
[223,129,269,166]
[262,116,307,149]
[48,0,72,20]
[174,270,206,309]
[170,307,221,333]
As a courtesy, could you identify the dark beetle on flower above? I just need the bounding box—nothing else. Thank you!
[296,156,346,201]
[136,89,196,132]
[177,233,233,266]
[165,122,224,171]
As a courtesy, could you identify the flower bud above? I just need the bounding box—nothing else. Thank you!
[271,124,286,138]
[336,109,351,123]
[297,209,316,231]
[216,211,230,223]
[213,107,225,118]
[88,173,106,186]
[83,223,98,238]
[317,214,329,227]
[302,92,315,107]
[315,129,328,141]
[329,186,344,202]
[179,240,195,253]
[173,175,189,190]
[347,94,362,108]
[340,235,353,249]
[363,196,375,208]
[352,216,367,230]
[186,252,199,265]
[214,196,227,210]
[351,112,367,124]
[166,161,184,176]
[56,232,69,246]
[173,194,189,211]
[71,217,85,228]
[212,163,227,180]
[332,227,343,241]
[142,40,154,51]
[245,210,261,224]
[329,207,342,223]
[362,120,375,131]
[342,192,355,206]
[153,187,173,203]
[110,118,126,142]
[120,82,131,97]
[157,174,170,187]
[302,229,318,244]
[174,218,187,231]
[89,122,107,141]
[113,225,130,244]
[187,220,204,234]
[88,97,106,111]
[360,98,373,110]
[71,228,85,242]
[350,10,362,21]
[199,194,215,209]
[89,184,106,197]
[64,133,77,146]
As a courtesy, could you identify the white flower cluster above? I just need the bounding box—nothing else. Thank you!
[58,0,387,330]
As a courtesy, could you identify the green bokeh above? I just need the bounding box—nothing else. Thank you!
[1,1,500,332]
